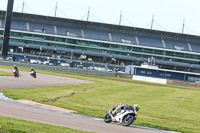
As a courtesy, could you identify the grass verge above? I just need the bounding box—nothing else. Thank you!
[0,71,13,76]
[0,116,92,133]
[1,65,200,133]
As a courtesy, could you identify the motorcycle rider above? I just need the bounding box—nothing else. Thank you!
[30,67,36,74]
[110,103,140,119]
[13,65,19,74]
[30,67,35,73]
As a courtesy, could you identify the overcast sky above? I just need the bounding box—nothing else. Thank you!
[0,0,200,36]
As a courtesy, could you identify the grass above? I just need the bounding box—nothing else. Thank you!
[0,71,13,76]
[0,116,92,133]
[1,65,200,133]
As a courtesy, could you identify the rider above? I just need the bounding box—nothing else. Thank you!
[30,67,36,74]
[110,103,140,118]
[30,67,35,72]
[13,65,19,74]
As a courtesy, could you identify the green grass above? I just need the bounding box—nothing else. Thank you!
[0,116,92,133]
[0,71,13,76]
[1,65,200,133]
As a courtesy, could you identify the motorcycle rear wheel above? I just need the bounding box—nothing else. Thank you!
[104,113,112,123]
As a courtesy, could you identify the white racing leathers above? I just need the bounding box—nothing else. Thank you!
[104,104,137,126]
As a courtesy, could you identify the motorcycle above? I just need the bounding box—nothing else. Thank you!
[30,70,36,78]
[104,105,137,126]
[12,69,19,78]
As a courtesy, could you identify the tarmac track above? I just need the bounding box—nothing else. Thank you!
[0,68,171,133]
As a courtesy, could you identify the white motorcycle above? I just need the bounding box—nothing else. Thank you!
[104,105,137,126]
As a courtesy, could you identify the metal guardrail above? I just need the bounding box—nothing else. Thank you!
[0,60,117,77]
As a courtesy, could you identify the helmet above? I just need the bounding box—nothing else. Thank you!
[31,67,33,69]
[14,65,16,67]
[134,104,140,112]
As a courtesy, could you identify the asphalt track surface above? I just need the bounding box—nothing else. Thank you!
[0,68,94,90]
[0,68,174,133]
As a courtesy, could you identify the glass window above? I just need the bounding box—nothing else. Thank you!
[140,70,145,74]
[143,49,153,54]
[154,50,164,55]
[45,36,55,41]
[160,73,165,76]
[166,74,171,77]
[133,47,142,52]
[67,39,76,44]
[175,52,185,58]
[147,71,152,74]
[32,35,44,40]
[166,51,174,56]
[186,54,195,59]
[188,76,200,82]
[196,55,200,60]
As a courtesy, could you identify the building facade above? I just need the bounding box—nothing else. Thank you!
[1,10,200,72]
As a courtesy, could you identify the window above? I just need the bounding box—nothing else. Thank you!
[147,71,152,74]
[154,50,164,55]
[166,51,174,56]
[33,28,45,33]
[133,47,142,52]
[160,73,165,76]
[66,32,79,37]
[175,52,185,58]
[188,76,200,82]
[143,48,153,54]
[166,74,171,77]
[140,70,145,74]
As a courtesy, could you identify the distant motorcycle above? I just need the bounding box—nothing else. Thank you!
[12,69,19,78]
[104,105,137,126]
[30,70,36,78]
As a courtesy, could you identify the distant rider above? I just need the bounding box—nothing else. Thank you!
[30,67,35,72]
[110,103,140,119]
[30,67,36,75]
[13,65,19,74]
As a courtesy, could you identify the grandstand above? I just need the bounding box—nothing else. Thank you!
[1,10,200,73]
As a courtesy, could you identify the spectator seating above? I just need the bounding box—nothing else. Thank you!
[138,36,163,48]
[164,39,189,51]
[111,32,136,44]
[4,19,200,54]
[29,22,54,34]
[84,29,109,41]
[190,42,200,53]
[11,20,27,31]
[56,25,81,37]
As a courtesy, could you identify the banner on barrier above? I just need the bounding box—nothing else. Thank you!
[132,75,167,84]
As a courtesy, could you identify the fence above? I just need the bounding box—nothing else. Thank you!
[0,60,117,77]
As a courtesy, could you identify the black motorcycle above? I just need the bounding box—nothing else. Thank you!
[30,70,36,78]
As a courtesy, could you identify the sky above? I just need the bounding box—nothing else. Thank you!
[0,0,200,36]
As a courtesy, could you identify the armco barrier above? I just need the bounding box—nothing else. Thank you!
[0,60,117,77]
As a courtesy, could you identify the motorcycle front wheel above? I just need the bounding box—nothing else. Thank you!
[104,113,112,123]
[122,114,134,126]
